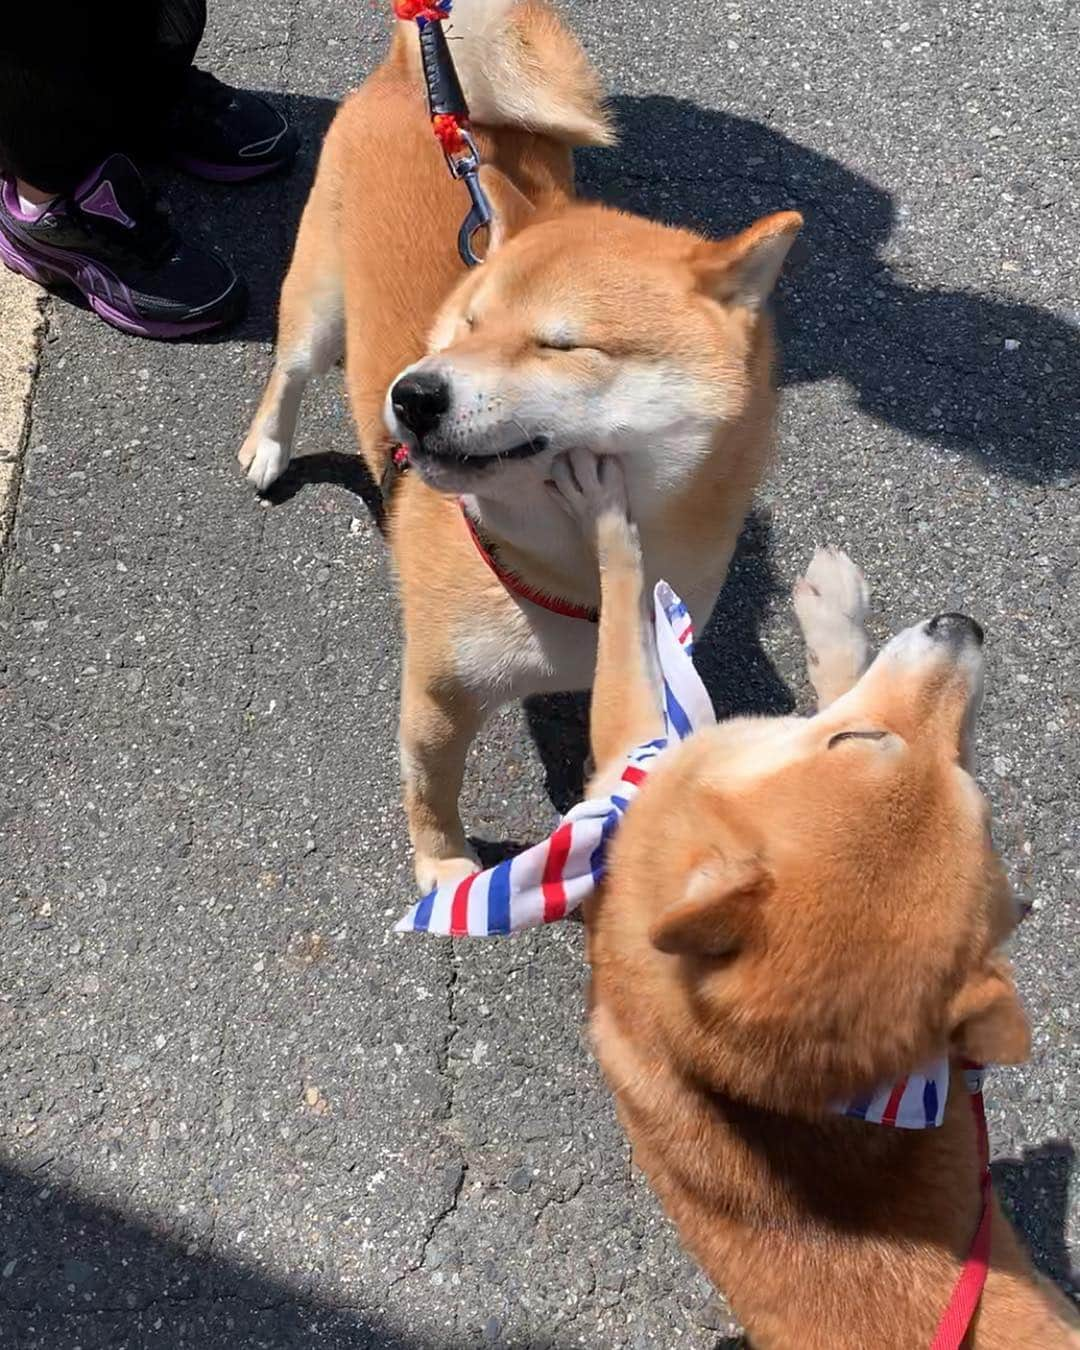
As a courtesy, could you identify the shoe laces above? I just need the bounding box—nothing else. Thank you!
[73,179,180,268]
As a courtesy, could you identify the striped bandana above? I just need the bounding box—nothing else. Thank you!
[394,579,954,1130]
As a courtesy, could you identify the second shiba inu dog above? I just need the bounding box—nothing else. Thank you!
[549,451,1077,1350]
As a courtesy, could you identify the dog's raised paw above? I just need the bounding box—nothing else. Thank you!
[548,450,628,527]
[793,548,871,702]
[793,547,869,629]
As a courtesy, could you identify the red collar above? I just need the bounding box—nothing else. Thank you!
[460,501,599,624]
[930,1065,991,1350]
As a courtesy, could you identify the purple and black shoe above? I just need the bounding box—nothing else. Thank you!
[168,69,298,183]
[0,153,245,339]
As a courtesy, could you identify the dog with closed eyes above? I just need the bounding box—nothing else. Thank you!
[238,0,801,890]
[545,449,1078,1349]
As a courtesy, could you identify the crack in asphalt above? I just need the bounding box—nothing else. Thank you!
[387,946,468,1291]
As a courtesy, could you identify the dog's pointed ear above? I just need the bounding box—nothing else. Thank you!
[948,958,1030,1065]
[477,166,536,255]
[649,856,768,957]
[691,211,803,309]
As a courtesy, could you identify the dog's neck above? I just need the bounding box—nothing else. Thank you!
[592,997,993,1339]
[591,999,977,1231]
[462,488,606,608]
[461,427,742,616]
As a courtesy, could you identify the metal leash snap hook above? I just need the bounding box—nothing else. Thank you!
[457,167,493,267]
[404,6,494,269]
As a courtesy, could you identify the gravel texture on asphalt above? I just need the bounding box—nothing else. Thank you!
[1,2,1076,1346]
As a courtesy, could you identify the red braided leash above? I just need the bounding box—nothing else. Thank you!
[393,0,450,22]
[392,0,473,160]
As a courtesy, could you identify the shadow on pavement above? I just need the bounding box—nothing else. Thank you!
[160,90,338,350]
[581,95,1079,485]
[994,1139,1079,1300]
[0,1160,430,1349]
[1,1143,1071,1347]
[525,510,792,816]
[694,511,794,722]
[263,448,386,527]
[205,90,1078,489]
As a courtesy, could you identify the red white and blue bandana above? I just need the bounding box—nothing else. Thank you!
[394,580,954,1129]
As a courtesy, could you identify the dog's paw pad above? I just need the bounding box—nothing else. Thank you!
[548,451,628,525]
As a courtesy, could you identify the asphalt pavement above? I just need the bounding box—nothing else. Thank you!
[1,1,1077,1346]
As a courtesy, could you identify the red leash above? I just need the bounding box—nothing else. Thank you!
[929,1067,992,1349]
[460,502,599,623]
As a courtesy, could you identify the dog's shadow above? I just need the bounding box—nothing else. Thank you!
[262,448,386,524]
[234,91,1077,484]
[525,510,793,815]
[993,1139,1078,1300]
[204,88,1075,490]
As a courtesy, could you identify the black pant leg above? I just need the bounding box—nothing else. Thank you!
[155,0,209,71]
[0,0,207,193]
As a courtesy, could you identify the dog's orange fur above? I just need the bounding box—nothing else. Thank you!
[550,463,1079,1349]
[239,1,801,890]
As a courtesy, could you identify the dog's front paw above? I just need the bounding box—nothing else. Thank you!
[239,432,291,494]
[793,547,871,708]
[547,450,628,529]
[548,451,640,569]
[414,849,481,895]
[794,546,869,635]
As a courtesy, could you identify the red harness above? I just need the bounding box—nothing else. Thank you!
[930,1071,992,1349]
[460,502,599,623]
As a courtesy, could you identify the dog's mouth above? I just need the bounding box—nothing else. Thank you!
[411,434,551,468]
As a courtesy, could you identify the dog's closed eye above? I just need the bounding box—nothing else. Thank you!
[827,729,888,748]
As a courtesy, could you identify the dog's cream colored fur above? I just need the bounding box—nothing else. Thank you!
[240,0,800,888]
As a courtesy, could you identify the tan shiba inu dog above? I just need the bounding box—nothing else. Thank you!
[547,452,1078,1349]
[239,0,801,889]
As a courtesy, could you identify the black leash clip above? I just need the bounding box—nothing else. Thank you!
[446,132,493,266]
[416,16,493,268]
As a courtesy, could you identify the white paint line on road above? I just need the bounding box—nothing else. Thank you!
[0,268,46,561]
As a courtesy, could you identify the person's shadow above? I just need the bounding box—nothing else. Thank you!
[580,95,1079,486]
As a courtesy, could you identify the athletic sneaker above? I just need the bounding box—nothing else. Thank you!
[168,69,298,182]
[0,154,245,339]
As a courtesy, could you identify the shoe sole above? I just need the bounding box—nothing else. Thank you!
[174,152,293,183]
[0,225,241,339]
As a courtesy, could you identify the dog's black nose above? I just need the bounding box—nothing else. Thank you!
[391,372,450,439]
[927,612,984,646]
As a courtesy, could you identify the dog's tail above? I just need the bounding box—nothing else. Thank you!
[392,0,614,146]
